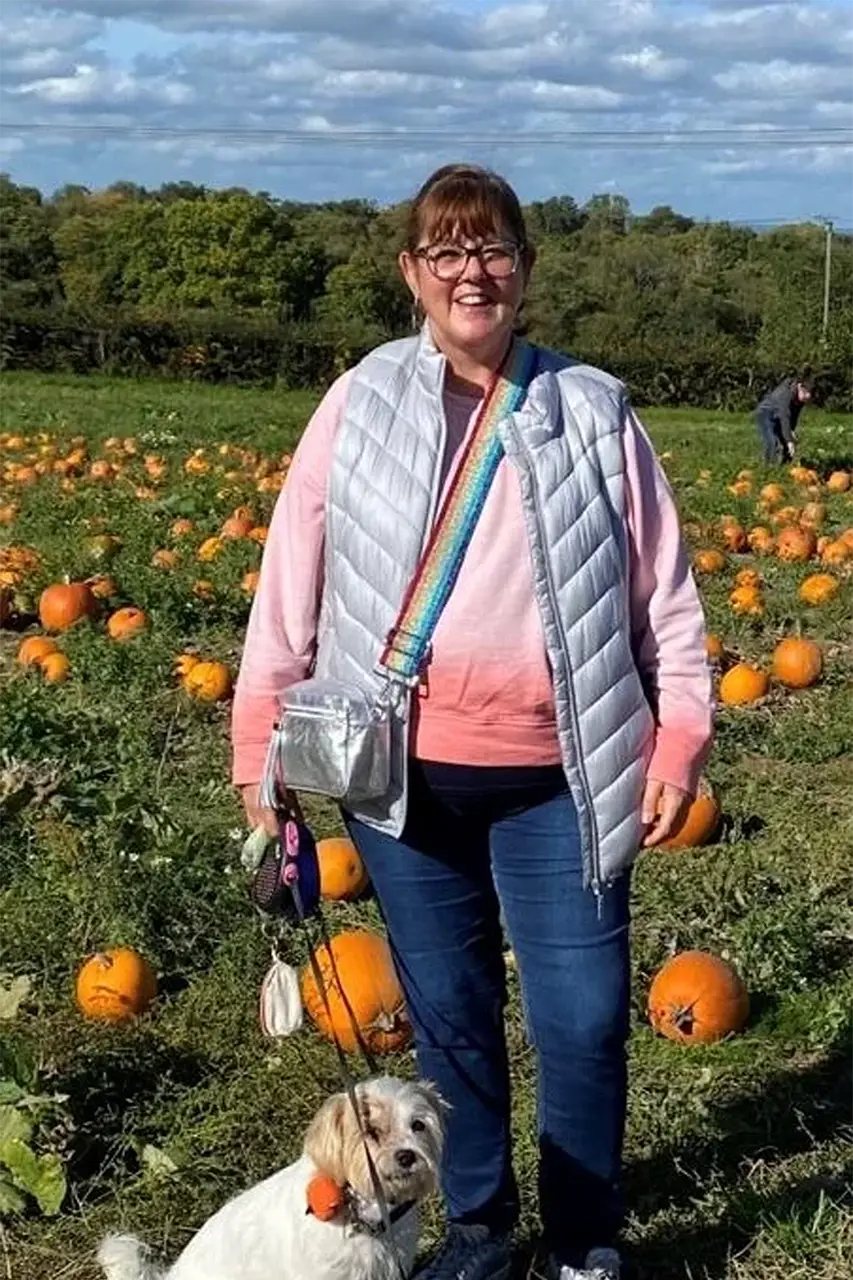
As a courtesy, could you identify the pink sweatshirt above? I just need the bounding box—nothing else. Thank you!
[232,370,713,795]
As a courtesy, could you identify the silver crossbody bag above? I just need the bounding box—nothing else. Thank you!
[259,342,537,809]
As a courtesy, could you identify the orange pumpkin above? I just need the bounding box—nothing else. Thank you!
[107,606,148,641]
[776,526,816,563]
[197,536,222,562]
[728,585,764,616]
[759,482,785,507]
[306,1173,346,1221]
[174,652,200,678]
[719,521,748,553]
[192,579,215,600]
[799,573,840,606]
[85,573,119,600]
[734,568,762,589]
[719,663,769,706]
[840,529,853,551]
[747,526,774,555]
[170,518,195,539]
[183,660,232,701]
[40,652,71,683]
[39,582,98,632]
[300,930,411,1054]
[772,637,823,689]
[658,779,721,851]
[705,633,725,663]
[17,636,58,666]
[826,470,851,493]
[241,570,260,595]
[220,514,255,540]
[151,548,179,570]
[769,505,801,529]
[694,549,726,575]
[647,950,749,1045]
[820,539,850,566]
[75,947,158,1022]
[317,838,369,901]
[799,502,826,529]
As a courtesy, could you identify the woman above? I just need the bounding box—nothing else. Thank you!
[232,165,713,1280]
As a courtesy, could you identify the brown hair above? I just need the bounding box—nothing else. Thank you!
[404,164,529,252]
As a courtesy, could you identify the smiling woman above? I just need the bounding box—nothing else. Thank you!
[232,163,713,1280]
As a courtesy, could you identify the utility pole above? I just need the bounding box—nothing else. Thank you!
[819,217,833,346]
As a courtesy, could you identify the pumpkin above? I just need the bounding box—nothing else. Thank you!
[658,778,721,850]
[88,460,117,481]
[727,478,751,498]
[0,503,18,524]
[776,526,816,562]
[770,505,801,529]
[75,947,157,1022]
[799,502,826,529]
[40,652,71,683]
[826,470,851,493]
[197,536,222,562]
[220,513,255,540]
[107,606,148,641]
[841,529,853,551]
[694,549,726,575]
[719,663,769,706]
[306,1173,346,1221]
[248,525,269,546]
[728,585,764,616]
[17,636,58,666]
[39,581,98,632]
[174,652,200,678]
[85,573,119,600]
[192,579,215,600]
[183,660,232,701]
[820,539,850,566]
[799,573,840,606]
[747,526,774,555]
[719,521,748,553]
[759,482,785,507]
[170,518,195,539]
[734,568,762,589]
[772,637,823,689]
[241,570,260,595]
[300,930,411,1054]
[705,633,725,663]
[151,548,179,570]
[317,837,369,901]
[647,951,749,1045]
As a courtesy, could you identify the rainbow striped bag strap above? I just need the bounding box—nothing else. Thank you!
[378,340,538,685]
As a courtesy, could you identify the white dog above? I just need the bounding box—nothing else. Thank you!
[97,1076,445,1280]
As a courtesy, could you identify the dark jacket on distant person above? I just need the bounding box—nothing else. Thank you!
[756,378,805,447]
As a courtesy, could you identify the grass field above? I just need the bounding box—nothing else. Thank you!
[1,372,851,1280]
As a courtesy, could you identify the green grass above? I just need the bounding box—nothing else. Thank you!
[1,371,851,1280]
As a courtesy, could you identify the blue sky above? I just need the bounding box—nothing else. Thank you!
[2,0,852,225]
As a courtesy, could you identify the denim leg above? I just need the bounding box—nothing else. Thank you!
[344,766,519,1231]
[756,409,783,464]
[489,790,631,1264]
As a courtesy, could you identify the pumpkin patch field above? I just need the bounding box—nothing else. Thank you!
[1,373,851,1280]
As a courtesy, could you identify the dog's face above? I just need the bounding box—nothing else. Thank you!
[303,1076,445,1207]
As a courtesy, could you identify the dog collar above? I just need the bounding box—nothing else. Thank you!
[346,1192,417,1237]
[305,1175,415,1235]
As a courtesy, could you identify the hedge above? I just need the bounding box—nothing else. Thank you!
[1,308,850,412]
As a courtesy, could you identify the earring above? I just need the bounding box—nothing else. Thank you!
[410,296,421,332]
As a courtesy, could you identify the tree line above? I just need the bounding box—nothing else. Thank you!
[1,174,850,409]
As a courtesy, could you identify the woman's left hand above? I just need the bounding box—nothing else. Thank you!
[641,778,691,847]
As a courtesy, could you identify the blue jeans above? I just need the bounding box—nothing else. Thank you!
[755,409,789,464]
[345,759,631,1263]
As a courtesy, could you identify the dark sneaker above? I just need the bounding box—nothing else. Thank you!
[414,1223,512,1279]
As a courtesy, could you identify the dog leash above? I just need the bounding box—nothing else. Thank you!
[268,799,411,1279]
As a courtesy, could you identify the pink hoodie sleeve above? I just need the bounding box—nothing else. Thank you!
[623,407,714,797]
[230,372,351,786]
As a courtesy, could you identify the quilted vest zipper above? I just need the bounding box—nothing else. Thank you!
[501,426,604,895]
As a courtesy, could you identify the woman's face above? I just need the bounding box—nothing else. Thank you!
[399,224,531,364]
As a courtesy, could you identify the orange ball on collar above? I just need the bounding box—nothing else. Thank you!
[306,1172,346,1221]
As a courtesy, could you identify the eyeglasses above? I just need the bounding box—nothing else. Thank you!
[413,241,523,281]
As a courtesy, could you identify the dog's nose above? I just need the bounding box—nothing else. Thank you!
[395,1148,417,1170]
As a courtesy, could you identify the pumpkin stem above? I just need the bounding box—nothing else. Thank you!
[671,1002,697,1036]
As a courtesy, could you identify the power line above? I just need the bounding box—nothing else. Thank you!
[6,121,852,148]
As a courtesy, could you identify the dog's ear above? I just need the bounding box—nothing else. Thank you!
[413,1080,450,1116]
[303,1093,349,1185]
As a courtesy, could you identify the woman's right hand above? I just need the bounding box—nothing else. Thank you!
[239,783,303,834]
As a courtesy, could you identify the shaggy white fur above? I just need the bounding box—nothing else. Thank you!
[97,1076,444,1280]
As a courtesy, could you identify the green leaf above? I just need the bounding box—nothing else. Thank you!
[0,1138,66,1216]
[0,1106,32,1146]
[0,1081,26,1105]
[0,1173,27,1216]
[0,973,33,1020]
[0,1041,36,1089]
[140,1143,178,1178]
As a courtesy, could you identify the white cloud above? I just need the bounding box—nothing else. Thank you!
[0,0,850,221]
